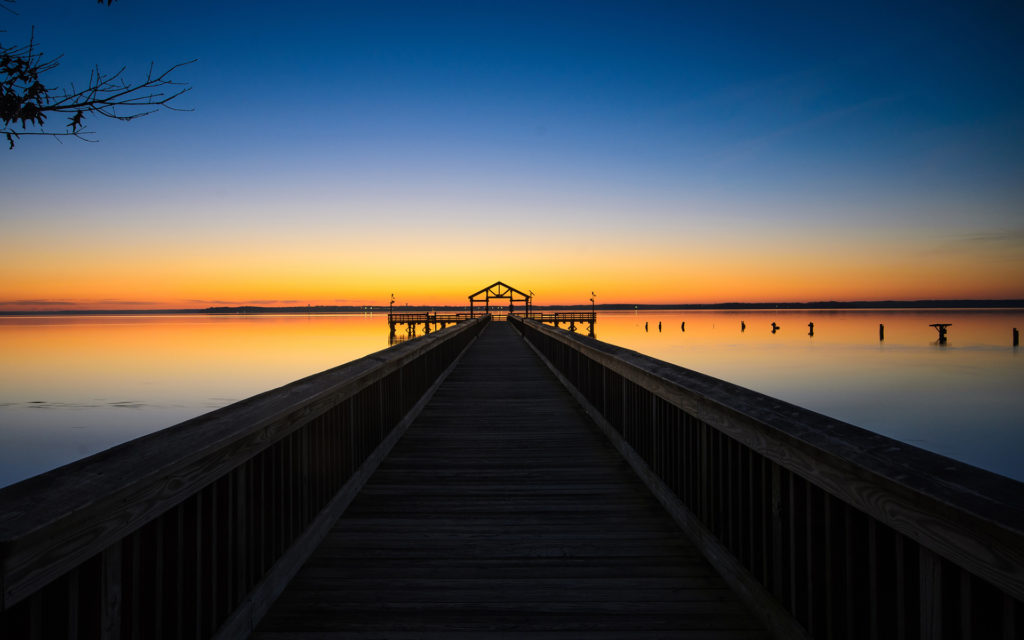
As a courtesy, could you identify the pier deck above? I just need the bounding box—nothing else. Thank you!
[253,321,768,638]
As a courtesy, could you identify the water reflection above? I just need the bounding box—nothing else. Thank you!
[388,332,414,346]
[593,309,1024,481]
[0,314,389,487]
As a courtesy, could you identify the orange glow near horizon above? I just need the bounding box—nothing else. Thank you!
[0,314,390,401]
[2,216,1022,311]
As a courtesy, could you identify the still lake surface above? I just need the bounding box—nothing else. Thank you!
[0,309,1021,488]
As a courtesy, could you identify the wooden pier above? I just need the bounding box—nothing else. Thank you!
[254,321,766,637]
[2,314,1023,639]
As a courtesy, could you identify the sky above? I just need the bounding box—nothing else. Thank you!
[2,1,1023,309]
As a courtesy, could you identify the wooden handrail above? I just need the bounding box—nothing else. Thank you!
[0,315,488,637]
[510,314,1024,639]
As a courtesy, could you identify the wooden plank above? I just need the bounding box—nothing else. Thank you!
[255,323,770,638]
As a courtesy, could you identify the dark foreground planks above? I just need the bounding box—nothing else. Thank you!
[252,322,768,639]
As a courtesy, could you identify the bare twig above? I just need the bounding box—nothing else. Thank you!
[1,2,193,148]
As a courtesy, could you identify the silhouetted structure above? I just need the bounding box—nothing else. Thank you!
[930,323,952,344]
[468,281,532,317]
[388,283,595,336]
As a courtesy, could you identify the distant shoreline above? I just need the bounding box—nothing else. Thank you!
[2,299,1023,316]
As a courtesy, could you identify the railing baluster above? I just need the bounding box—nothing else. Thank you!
[66,567,79,640]
[99,543,122,640]
[770,462,784,601]
[920,546,943,639]
[789,472,806,625]
[747,446,757,573]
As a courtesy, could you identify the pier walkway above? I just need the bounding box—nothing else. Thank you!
[253,321,768,638]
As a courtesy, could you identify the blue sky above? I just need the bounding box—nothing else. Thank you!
[2,1,1023,306]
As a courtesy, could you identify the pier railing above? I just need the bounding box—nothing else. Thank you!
[0,315,488,639]
[388,311,474,325]
[509,315,1024,640]
[512,311,596,324]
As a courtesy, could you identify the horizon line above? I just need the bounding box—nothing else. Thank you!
[2,298,1024,316]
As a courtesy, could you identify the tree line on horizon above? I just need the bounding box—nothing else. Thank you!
[3,299,1023,316]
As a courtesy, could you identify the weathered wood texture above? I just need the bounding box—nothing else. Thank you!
[254,321,769,639]
[0,316,487,639]
[509,314,1024,640]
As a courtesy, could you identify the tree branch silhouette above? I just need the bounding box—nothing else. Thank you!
[1,0,193,149]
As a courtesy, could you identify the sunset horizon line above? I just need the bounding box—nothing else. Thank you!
[2,298,1023,315]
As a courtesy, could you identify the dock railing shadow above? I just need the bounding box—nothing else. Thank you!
[509,314,1024,640]
[0,315,489,639]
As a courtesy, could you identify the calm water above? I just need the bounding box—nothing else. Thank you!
[0,314,387,488]
[1,309,1021,487]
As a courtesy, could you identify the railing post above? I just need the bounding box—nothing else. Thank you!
[234,464,249,616]
[300,427,310,539]
[67,567,80,640]
[920,546,943,639]
[100,543,122,640]
[771,463,784,600]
